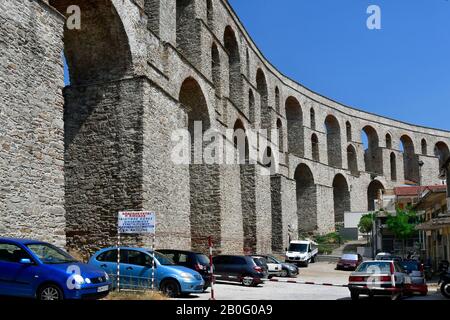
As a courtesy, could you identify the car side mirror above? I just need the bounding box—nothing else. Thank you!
[20,258,32,265]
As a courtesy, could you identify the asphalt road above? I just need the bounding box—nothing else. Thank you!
[178,261,446,301]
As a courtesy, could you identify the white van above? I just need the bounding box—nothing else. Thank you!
[285,240,319,267]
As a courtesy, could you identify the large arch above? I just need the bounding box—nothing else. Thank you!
[295,164,317,234]
[51,0,137,253]
[179,78,217,252]
[347,144,358,175]
[400,135,419,183]
[434,141,450,169]
[286,97,304,157]
[51,0,133,85]
[257,68,269,128]
[362,125,382,175]
[325,115,342,168]
[224,26,242,106]
[332,174,350,226]
[367,180,384,211]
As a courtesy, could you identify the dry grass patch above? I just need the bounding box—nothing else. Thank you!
[105,290,168,300]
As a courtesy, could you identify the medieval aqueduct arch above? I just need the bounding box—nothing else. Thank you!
[1,0,449,255]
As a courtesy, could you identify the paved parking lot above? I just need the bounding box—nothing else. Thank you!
[178,262,446,301]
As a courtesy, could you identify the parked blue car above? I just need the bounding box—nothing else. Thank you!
[89,247,205,297]
[0,238,111,300]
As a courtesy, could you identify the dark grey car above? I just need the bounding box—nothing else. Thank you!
[258,255,299,277]
[213,255,269,286]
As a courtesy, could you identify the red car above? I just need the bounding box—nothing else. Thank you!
[336,253,363,271]
[400,260,428,296]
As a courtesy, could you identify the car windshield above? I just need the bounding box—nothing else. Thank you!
[27,243,78,264]
[268,256,281,263]
[342,254,358,260]
[253,258,267,267]
[356,262,392,274]
[401,261,419,272]
[288,243,307,253]
[197,254,210,265]
[152,251,175,266]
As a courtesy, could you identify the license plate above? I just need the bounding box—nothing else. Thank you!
[97,285,109,293]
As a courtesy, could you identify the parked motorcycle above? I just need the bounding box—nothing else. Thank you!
[438,260,449,274]
[439,272,450,299]
[438,260,450,299]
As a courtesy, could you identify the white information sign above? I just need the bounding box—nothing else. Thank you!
[118,211,156,234]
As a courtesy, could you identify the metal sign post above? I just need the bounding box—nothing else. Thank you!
[117,233,121,292]
[208,236,215,300]
[151,223,156,290]
[117,211,156,292]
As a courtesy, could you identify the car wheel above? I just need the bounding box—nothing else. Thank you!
[441,281,450,299]
[350,291,359,301]
[160,279,181,298]
[38,284,63,301]
[280,269,289,278]
[311,256,316,263]
[241,275,254,287]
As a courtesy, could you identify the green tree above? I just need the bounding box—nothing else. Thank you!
[358,213,375,245]
[386,207,419,256]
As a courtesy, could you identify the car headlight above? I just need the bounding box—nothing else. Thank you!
[85,278,92,284]
[180,272,195,280]
[68,274,85,289]
[73,274,85,284]
[104,272,109,280]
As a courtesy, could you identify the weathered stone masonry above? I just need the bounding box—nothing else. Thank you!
[1,0,450,255]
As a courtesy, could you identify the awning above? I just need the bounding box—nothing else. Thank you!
[416,215,450,231]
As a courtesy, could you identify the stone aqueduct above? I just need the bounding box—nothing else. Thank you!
[1,0,450,255]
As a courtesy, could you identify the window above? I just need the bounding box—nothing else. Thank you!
[0,244,31,263]
[27,243,77,264]
[153,252,175,266]
[231,257,246,265]
[196,254,210,265]
[310,108,316,130]
[97,249,125,263]
[356,262,392,273]
[346,121,352,141]
[126,250,152,267]
[288,243,307,253]
[267,257,278,264]
[178,253,189,263]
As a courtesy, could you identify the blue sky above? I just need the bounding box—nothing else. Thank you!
[228,0,450,131]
